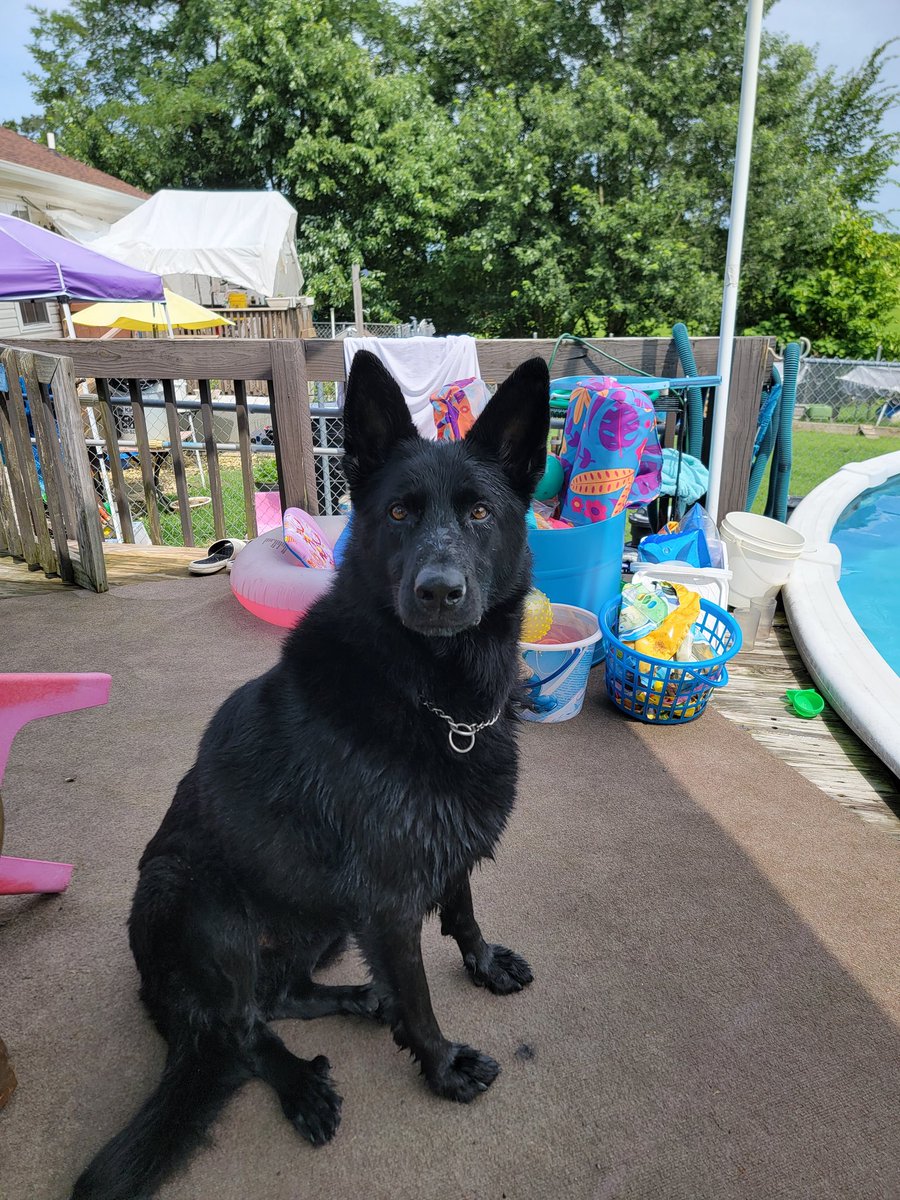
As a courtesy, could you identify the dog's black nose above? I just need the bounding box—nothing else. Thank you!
[414,567,467,611]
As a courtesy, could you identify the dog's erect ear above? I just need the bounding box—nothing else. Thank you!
[343,350,418,485]
[466,357,551,499]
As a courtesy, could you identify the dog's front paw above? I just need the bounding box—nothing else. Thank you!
[464,944,534,994]
[428,1042,500,1102]
[280,1055,342,1146]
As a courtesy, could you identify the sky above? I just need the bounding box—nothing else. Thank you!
[1,0,897,221]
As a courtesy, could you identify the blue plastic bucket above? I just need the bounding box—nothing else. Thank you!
[601,597,742,724]
[528,512,626,632]
[519,604,601,723]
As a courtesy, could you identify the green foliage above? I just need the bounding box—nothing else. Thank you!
[747,208,900,358]
[10,1,900,349]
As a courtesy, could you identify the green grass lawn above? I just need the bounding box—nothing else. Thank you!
[128,454,280,546]
[750,428,900,513]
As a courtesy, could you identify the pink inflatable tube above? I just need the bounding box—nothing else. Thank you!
[230,517,348,628]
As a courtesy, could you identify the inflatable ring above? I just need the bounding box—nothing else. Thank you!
[230,517,347,628]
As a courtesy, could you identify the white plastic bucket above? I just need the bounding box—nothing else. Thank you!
[519,604,601,723]
[720,512,806,607]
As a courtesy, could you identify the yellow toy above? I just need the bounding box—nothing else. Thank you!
[520,588,553,643]
[632,583,701,660]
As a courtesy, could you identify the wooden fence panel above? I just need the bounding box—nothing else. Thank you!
[41,381,78,540]
[1,351,56,574]
[4,339,277,382]
[233,380,258,539]
[198,378,226,540]
[95,378,135,543]
[21,356,74,584]
[0,464,11,557]
[715,337,773,522]
[1,335,774,539]
[162,379,194,546]
[269,340,317,514]
[127,379,163,544]
[0,367,25,561]
[49,356,108,592]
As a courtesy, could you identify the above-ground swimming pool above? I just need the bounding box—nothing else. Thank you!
[832,479,900,676]
[784,449,900,781]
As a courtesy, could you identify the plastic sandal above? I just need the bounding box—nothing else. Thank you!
[189,538,246,575]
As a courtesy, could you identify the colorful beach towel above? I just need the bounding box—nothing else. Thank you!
[430,377,491,441]
[558,377,662,524]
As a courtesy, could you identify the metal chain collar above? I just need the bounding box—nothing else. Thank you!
[421,700,503,754]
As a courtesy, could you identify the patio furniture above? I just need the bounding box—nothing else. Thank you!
[0,671,110,1108]
[0,672,112,895]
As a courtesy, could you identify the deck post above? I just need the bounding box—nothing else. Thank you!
[269,340,318,515]
[50,355,109,592]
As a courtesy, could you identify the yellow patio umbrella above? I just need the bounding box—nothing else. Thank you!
[71,287,234,333]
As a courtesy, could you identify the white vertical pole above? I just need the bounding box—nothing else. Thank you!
[161,300,175,339]
[351,263,366,336]
[707,0,764,520]
[61,300,76,338]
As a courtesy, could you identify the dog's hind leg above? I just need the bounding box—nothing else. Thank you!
[358,919,500,1103]
[260,929,383,1022]
[440,872,534,995]
[242,1021,342,1145]
[266,980,384,1022]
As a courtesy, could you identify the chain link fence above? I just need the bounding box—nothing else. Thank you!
[312,321,414,338]
[794,357,900,425]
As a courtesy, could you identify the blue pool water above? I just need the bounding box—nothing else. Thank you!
[832,477,900,674]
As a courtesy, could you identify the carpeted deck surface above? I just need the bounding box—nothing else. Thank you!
[1,577,898,1200]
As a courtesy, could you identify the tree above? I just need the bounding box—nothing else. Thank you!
[10,1,900,349]
[19,1,260,190]
[746,208,900,358]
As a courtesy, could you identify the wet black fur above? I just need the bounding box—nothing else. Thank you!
[71,352,551,1200]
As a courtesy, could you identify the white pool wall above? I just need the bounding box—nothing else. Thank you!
[784,449,900,781]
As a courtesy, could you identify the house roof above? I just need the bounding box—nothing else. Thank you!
[0,127,147,200]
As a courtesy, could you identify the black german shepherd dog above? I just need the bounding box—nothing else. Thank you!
[72,351,550,1199]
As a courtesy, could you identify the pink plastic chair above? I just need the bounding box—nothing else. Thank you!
[0,673,111,895]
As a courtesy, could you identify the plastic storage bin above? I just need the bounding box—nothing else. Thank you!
[601,597,742,724]
[630,542,732,609]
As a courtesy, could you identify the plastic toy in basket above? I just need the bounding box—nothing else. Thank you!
[601,597,742,724]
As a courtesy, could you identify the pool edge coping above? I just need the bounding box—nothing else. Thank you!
[784,449,900,782]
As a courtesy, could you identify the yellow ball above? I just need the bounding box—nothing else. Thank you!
[520,588,553,643]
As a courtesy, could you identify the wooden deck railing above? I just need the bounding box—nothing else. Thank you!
[216,307,315,339]
[0,335,772,588]
[0,345,108,591]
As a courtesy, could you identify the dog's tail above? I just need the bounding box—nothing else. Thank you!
[71,1037,247,1200]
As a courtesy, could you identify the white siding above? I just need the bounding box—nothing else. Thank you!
[0,299,64,341]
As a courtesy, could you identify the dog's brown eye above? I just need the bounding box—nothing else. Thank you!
[471,504,490,521]
[389,503,408,522]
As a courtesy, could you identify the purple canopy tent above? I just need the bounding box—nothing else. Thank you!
[0,214,166,336]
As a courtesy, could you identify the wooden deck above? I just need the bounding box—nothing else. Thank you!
[719,611,900,838]
[2,548,898,837]
[0,543,198,597]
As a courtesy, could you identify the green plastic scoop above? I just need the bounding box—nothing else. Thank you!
[785,689,825,719]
